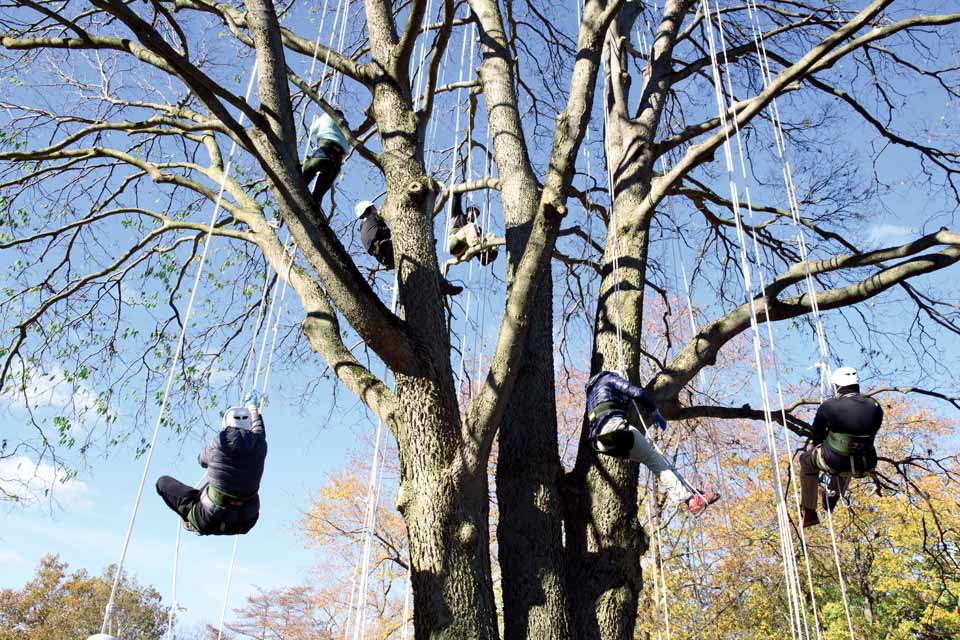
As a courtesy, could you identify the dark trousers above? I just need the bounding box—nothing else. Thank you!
[371,237,395,270]
[799,448,850,512]
[156,475,200,521]
[303,145,344,205]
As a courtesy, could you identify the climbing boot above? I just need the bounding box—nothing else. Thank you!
[801,507,820,529]
[685,489,720,517]
[439,277,463,296]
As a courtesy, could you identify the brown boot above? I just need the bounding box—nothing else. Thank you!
[801,507,820,528]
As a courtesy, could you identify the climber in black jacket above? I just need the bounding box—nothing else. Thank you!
[799,366,883,528]
[156,394,267,535]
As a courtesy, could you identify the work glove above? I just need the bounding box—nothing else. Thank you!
[243,391,261,414]
[651,409,668,431]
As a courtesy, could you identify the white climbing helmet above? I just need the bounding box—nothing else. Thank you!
[222,406,253,430]
[355,200,376,218]
[830,366,859,389]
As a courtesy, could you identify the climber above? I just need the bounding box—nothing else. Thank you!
[586,371,719,516]
[357,200,395,270]
[799,366,883,528]
[303,109,349,207]
[355,200,463,295]
[155,394,267,536]
[443,193,498,275]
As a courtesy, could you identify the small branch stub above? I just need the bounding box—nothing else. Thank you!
[544,201,568,223]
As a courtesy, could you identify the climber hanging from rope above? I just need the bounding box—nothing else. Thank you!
[586,371,719,516]
[355,200,463,296]
[799,366,883,528]
[443,192,499,276]
[303,108,349,207]
[155,393,267,536]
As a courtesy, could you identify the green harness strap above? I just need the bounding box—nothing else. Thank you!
[826,431,875,456]
[205,484,257,508]
[588,401,620,423]
[813,441,875,480]
[186,485,257,529]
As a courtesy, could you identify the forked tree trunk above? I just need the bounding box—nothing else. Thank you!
[497,210,573,640]
[564,185,654,640]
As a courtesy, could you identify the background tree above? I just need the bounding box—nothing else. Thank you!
[213,586,335,640]
[1,1,959,639]
[0,555,170,640]
[631,397,960,639]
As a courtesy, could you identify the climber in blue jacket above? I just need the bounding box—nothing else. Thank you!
[586,371,718,516]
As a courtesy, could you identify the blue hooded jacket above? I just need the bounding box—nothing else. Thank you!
[585,371,657,438]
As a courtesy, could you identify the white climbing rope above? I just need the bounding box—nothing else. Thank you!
[163,0,353,633]
[454,22,483,395]
[645,496,667,640]
[708,2,856,636]
[343,275,400,640]
[472,142,496,395]
[215,536,241,640]
[99,63,260,636]
[401,567,412,640]
[697,2,813,635]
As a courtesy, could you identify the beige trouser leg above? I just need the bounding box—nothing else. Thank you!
[462,222,481,247]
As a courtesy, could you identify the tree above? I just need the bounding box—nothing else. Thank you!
[1,1,959,639]
[0,555,170,640]
[216,586,335,640]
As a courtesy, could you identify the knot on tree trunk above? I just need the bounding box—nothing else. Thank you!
[457,521,480,549]
[407,176,439,202]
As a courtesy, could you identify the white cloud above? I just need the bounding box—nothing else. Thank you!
[0,455,90,508]
[1,369,99,414]
[864,223,916,248]
[0,550,24,565]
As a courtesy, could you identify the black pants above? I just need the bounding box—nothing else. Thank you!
[303,145,344,205]
[156,475,200,521]
[157,476,260,535]
[371,237,395,270]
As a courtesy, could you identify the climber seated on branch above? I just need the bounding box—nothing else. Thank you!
[302,109,349,207]
[799,366,883,528]
[443,192,499,276]
[586,371,719,516]
[155,393,266,535]
[355,200,463,296]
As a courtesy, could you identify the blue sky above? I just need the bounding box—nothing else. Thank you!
[1,1,959,637]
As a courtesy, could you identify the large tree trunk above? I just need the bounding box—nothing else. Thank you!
[396,380,500,640]
[468,0,575,635]
[376,86,502,637]
[496,214,573,640]
[564,186,653,640]
[562,2,695,634]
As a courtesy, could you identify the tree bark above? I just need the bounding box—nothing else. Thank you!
[565,186,653,640]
